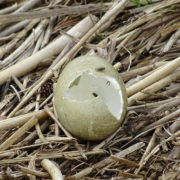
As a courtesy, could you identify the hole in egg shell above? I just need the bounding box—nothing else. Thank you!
[64,72,123,120]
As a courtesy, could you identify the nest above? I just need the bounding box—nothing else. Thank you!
[0,0,180,179]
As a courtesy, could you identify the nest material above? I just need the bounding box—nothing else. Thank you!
[0,0,180,179]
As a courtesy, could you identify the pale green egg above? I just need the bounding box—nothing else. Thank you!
[54,55,127,140]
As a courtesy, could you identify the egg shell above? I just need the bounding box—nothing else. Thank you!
[54,55,127,140]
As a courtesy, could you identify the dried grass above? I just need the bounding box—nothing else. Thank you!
[0,0,180,179]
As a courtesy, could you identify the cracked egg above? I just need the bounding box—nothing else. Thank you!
[54,55,127,140]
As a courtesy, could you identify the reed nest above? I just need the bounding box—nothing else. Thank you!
[0,0,180,179]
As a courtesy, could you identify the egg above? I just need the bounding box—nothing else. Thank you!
[54,55,127,141]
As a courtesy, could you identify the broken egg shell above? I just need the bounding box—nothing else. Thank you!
[54,55,127,141]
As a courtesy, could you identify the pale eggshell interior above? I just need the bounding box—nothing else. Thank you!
[64,72,123,120]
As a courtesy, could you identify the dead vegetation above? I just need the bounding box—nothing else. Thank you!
[0,0,180,179]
